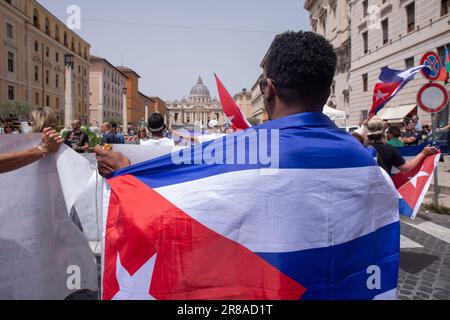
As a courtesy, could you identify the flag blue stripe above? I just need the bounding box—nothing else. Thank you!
[257,221,400,300]
[111,113,377,189]
[399,198,413,218]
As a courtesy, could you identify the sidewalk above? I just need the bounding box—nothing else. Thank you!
[429,155,450,196]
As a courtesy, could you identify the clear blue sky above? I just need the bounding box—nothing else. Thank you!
[37,0,310,101]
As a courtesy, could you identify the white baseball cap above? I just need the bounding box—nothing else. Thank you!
[208,119,219,128]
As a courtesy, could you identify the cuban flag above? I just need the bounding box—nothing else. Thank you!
[370,66,428,117]
[101,112,400,300]
[215,74,252,130]
[392,146,441,219]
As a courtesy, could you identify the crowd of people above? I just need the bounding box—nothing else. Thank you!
[351,116,441,175]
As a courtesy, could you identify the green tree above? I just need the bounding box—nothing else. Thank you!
[0,101,32,123]
[247,117,261,127]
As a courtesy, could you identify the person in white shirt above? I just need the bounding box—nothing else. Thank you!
[140,113,175,147]
[195,119,226,144]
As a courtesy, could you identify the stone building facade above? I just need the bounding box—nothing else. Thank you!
[0,0,91,125]
[348,0,449,126]
[89,55,126,127]
[233,88,252,119]
[165,76,224,128]
[304,0,351,125]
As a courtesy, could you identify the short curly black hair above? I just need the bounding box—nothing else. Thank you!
[265,31,337,105]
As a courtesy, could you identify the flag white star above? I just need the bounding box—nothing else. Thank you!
[409,171,429,188]
[112,252,157,300]
[374,90,389,102]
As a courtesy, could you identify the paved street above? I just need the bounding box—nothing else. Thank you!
[398,211,450,300]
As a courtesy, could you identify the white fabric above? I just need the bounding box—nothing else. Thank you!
[155,167,399,253]
[376,104,417,122]
[323,105,346,121]
[140,137,175,147]
[197,133,226,144]
[0,135,98,299]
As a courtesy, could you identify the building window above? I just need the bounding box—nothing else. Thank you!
[382,19,389,45]
[362,73,368,92]
[406,2,415,33]
[363,0,368,17]
[405,57,414,68]
[442,0,449,16]
[64,32,68,46]
[33,9,39,28]
[56,51,59,62]
[6,23,13,39]
[45,17,50,36]
[56,74,59,88]
[362,31,368,54]
[34,41,39,52]
[46,70,50,85]
[45,47,49,58]
[8,85,15,100]
[35,92,39,105]
[7,51,14,73]
[55,25,60,42]
[361,110,369,121]
[46,95,50,106]
[56,97,60,109]
[35,66,39,81]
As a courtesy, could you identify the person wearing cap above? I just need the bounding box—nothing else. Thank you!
[195,119,226,144]
[140,113,175,147]
[351,126,377,158]
[367,117,436,175]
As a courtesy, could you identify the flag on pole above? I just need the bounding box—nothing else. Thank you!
[438,48,449,83]
[214,74,251,130]
[102,112,400,300]
[370,66,428,117]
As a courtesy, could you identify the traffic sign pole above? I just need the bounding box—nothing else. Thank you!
[431,112,439,207]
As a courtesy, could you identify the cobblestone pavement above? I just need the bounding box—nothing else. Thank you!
[398,211,450,300]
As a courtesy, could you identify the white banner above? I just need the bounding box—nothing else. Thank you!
[0,134,98,299]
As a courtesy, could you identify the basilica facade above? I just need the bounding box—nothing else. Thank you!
[165,76,225,128]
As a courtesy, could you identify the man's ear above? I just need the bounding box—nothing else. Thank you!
[265,78,276,101]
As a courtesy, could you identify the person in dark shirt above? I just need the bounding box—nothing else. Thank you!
[101,122,121,145]
[401,122,422,146]
[367,117,437,175]
[64,120,90,153]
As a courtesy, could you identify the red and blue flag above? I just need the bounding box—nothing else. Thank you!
[370,66,428,117]
[101,112,400,300]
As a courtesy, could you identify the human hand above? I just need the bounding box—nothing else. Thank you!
[39,128,64,154]
[94,146,131,177]
[421,146,437,157]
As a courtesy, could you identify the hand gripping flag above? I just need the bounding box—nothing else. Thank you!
[102,112,400,300]
[392,151,441,219]
[214,74,252,130]
[370,66,428,117]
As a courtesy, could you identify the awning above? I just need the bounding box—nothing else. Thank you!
[377,104,417,122]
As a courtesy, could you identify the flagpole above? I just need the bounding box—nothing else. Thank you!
[431,112,439,207]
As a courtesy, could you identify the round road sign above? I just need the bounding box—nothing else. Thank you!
[420,52,441,81]
[417,83,449,113]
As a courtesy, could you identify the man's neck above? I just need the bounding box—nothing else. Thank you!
[271,104,323,120]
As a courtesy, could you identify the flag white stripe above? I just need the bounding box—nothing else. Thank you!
[155,167,399,253]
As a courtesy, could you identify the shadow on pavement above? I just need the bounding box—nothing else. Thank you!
[400,251,439,274]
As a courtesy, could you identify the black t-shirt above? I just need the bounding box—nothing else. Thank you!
[65,130,89,153]
[372,143,406,175]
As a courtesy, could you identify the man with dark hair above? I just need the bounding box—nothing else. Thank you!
[65,119,90,153]
[386,125,404,147]
[111,122,125,144]
[94,31,402,299]
[260,31,337,117]
[140,113,174,146]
